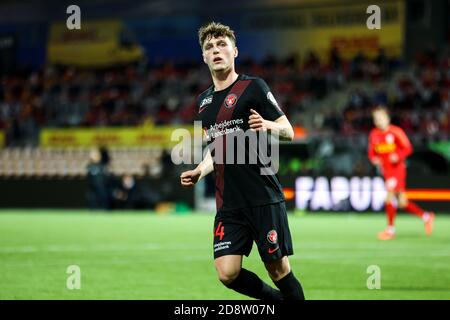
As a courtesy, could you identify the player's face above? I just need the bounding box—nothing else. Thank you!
[372,110,390,130]
[202,36,238,73]
[89,148,101,162]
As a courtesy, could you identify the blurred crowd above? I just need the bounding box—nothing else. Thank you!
[86,146,176,210]
[0,46,405,146]
[321,46,450,138]
[1,46,449,147]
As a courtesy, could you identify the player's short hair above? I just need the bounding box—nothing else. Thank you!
[372,105,390,117]
[198,21,236,50]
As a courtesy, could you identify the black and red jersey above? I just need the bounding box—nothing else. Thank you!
[196,74,285,211]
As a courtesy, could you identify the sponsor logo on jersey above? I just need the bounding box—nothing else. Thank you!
[199,96,213,113]
[224,94,237,108]
[375,143,396,154]
[267,230,278,244]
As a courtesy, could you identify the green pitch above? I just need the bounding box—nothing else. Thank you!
[1,210,449,300]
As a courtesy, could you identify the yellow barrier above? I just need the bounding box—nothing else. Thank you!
[40,126,195,148]
[246,0,405,61]
[47,19,144,67]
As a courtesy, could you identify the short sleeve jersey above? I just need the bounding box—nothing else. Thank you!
[197,74,286,211]
[368,124,413,172]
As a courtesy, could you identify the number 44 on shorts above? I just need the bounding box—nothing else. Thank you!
[215,222,225,241]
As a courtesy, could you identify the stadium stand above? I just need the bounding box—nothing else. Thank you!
[0,46,449,178]
[0,147,162,177]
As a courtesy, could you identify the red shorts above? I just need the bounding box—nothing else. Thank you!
[382,167,406,192]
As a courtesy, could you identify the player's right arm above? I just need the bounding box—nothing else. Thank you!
[181,92,215,187]
[180,148,213,187]
[368,130,381,166]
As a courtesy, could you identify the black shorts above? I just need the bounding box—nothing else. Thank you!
[213,201,294,262]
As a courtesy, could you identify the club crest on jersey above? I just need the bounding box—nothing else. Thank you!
[267,230,278,244]
[224,94,237,108]
[386,134,394,144]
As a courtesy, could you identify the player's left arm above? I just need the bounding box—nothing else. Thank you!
[248,78,294,141]
[391,127,413,162]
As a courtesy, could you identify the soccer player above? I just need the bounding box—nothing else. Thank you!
[180,22,305,300]
[368,106,435,240]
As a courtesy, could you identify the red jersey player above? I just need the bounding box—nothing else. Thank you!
[368,106,435,240]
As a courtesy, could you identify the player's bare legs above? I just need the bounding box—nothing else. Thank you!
[265,256,291,281]
[214,255,242,285]
[379,191,435,240]
[397,192,435,236]
[215,255,284,300]
[378,191,397,240]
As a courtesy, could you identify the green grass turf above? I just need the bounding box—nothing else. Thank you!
[0,210,449,300]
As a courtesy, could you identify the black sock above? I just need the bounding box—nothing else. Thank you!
[224,268,283,300]
[273,271,305,300]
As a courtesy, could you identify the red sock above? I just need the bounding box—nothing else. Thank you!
[385,202,396,227]
[404,201,425,218]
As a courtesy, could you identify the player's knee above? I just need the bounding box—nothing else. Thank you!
[386,193,395,203]
[398,200,407,209]
[397,195,408,208]
[216,267,241,285]
[265,258,290,281]
[267,267,290,282]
